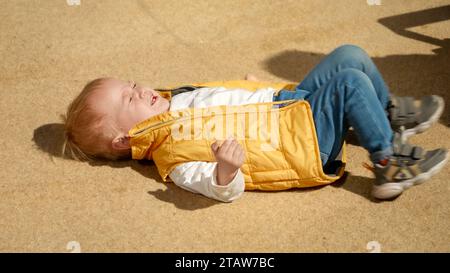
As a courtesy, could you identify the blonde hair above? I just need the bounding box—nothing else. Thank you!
[61,78,131,161]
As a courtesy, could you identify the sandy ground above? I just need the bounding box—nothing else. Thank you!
[1,0,449,252]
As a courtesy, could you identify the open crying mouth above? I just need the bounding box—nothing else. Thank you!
[151,95,157,106]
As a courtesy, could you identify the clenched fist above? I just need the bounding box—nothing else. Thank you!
[211,138,246,185]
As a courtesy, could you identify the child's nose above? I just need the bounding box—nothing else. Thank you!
[138,89,147,99]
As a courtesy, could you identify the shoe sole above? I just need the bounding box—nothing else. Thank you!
[402,95,444,141]
[371,151,449,200]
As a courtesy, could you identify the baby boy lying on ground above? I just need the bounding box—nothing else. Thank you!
[62,45,447,202]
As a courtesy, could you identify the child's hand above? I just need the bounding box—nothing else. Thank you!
[211,138,246,185]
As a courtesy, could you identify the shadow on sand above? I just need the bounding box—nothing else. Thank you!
[264,5,450,126]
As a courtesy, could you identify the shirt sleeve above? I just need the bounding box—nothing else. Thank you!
[168,161,245,202]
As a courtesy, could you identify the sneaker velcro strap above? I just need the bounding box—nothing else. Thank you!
[412,146,424,160]
[399,144,412,157]
[389,97,399,120]
[404,97,415,115]
[397,97,415,119]
[389,96,417,125]
[393,142,423,160]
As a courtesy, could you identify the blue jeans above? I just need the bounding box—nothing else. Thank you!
[273,44,394,166]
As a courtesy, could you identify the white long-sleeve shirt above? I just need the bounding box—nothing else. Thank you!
[167,86,277,202]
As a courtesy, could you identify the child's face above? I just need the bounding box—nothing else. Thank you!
[88,78,170,135]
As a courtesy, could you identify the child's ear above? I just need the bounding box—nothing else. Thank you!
[111,134,131,151]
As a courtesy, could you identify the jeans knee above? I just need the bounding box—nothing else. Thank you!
[335,68,375,96]
[334,44,367,57]
[332,44,370,67]
[337,68,370,83]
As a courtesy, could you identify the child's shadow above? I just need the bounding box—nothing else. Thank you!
[32,123,219,210]
[92,159,221,210]
[132,160,221,210]
[330,172,396,202]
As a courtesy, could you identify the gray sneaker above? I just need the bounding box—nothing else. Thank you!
[387,95,444,139]
[372,130,448,200]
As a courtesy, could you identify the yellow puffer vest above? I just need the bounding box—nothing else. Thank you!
[129,80,346,191]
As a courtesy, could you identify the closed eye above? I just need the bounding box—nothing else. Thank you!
[129,81,136,103]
